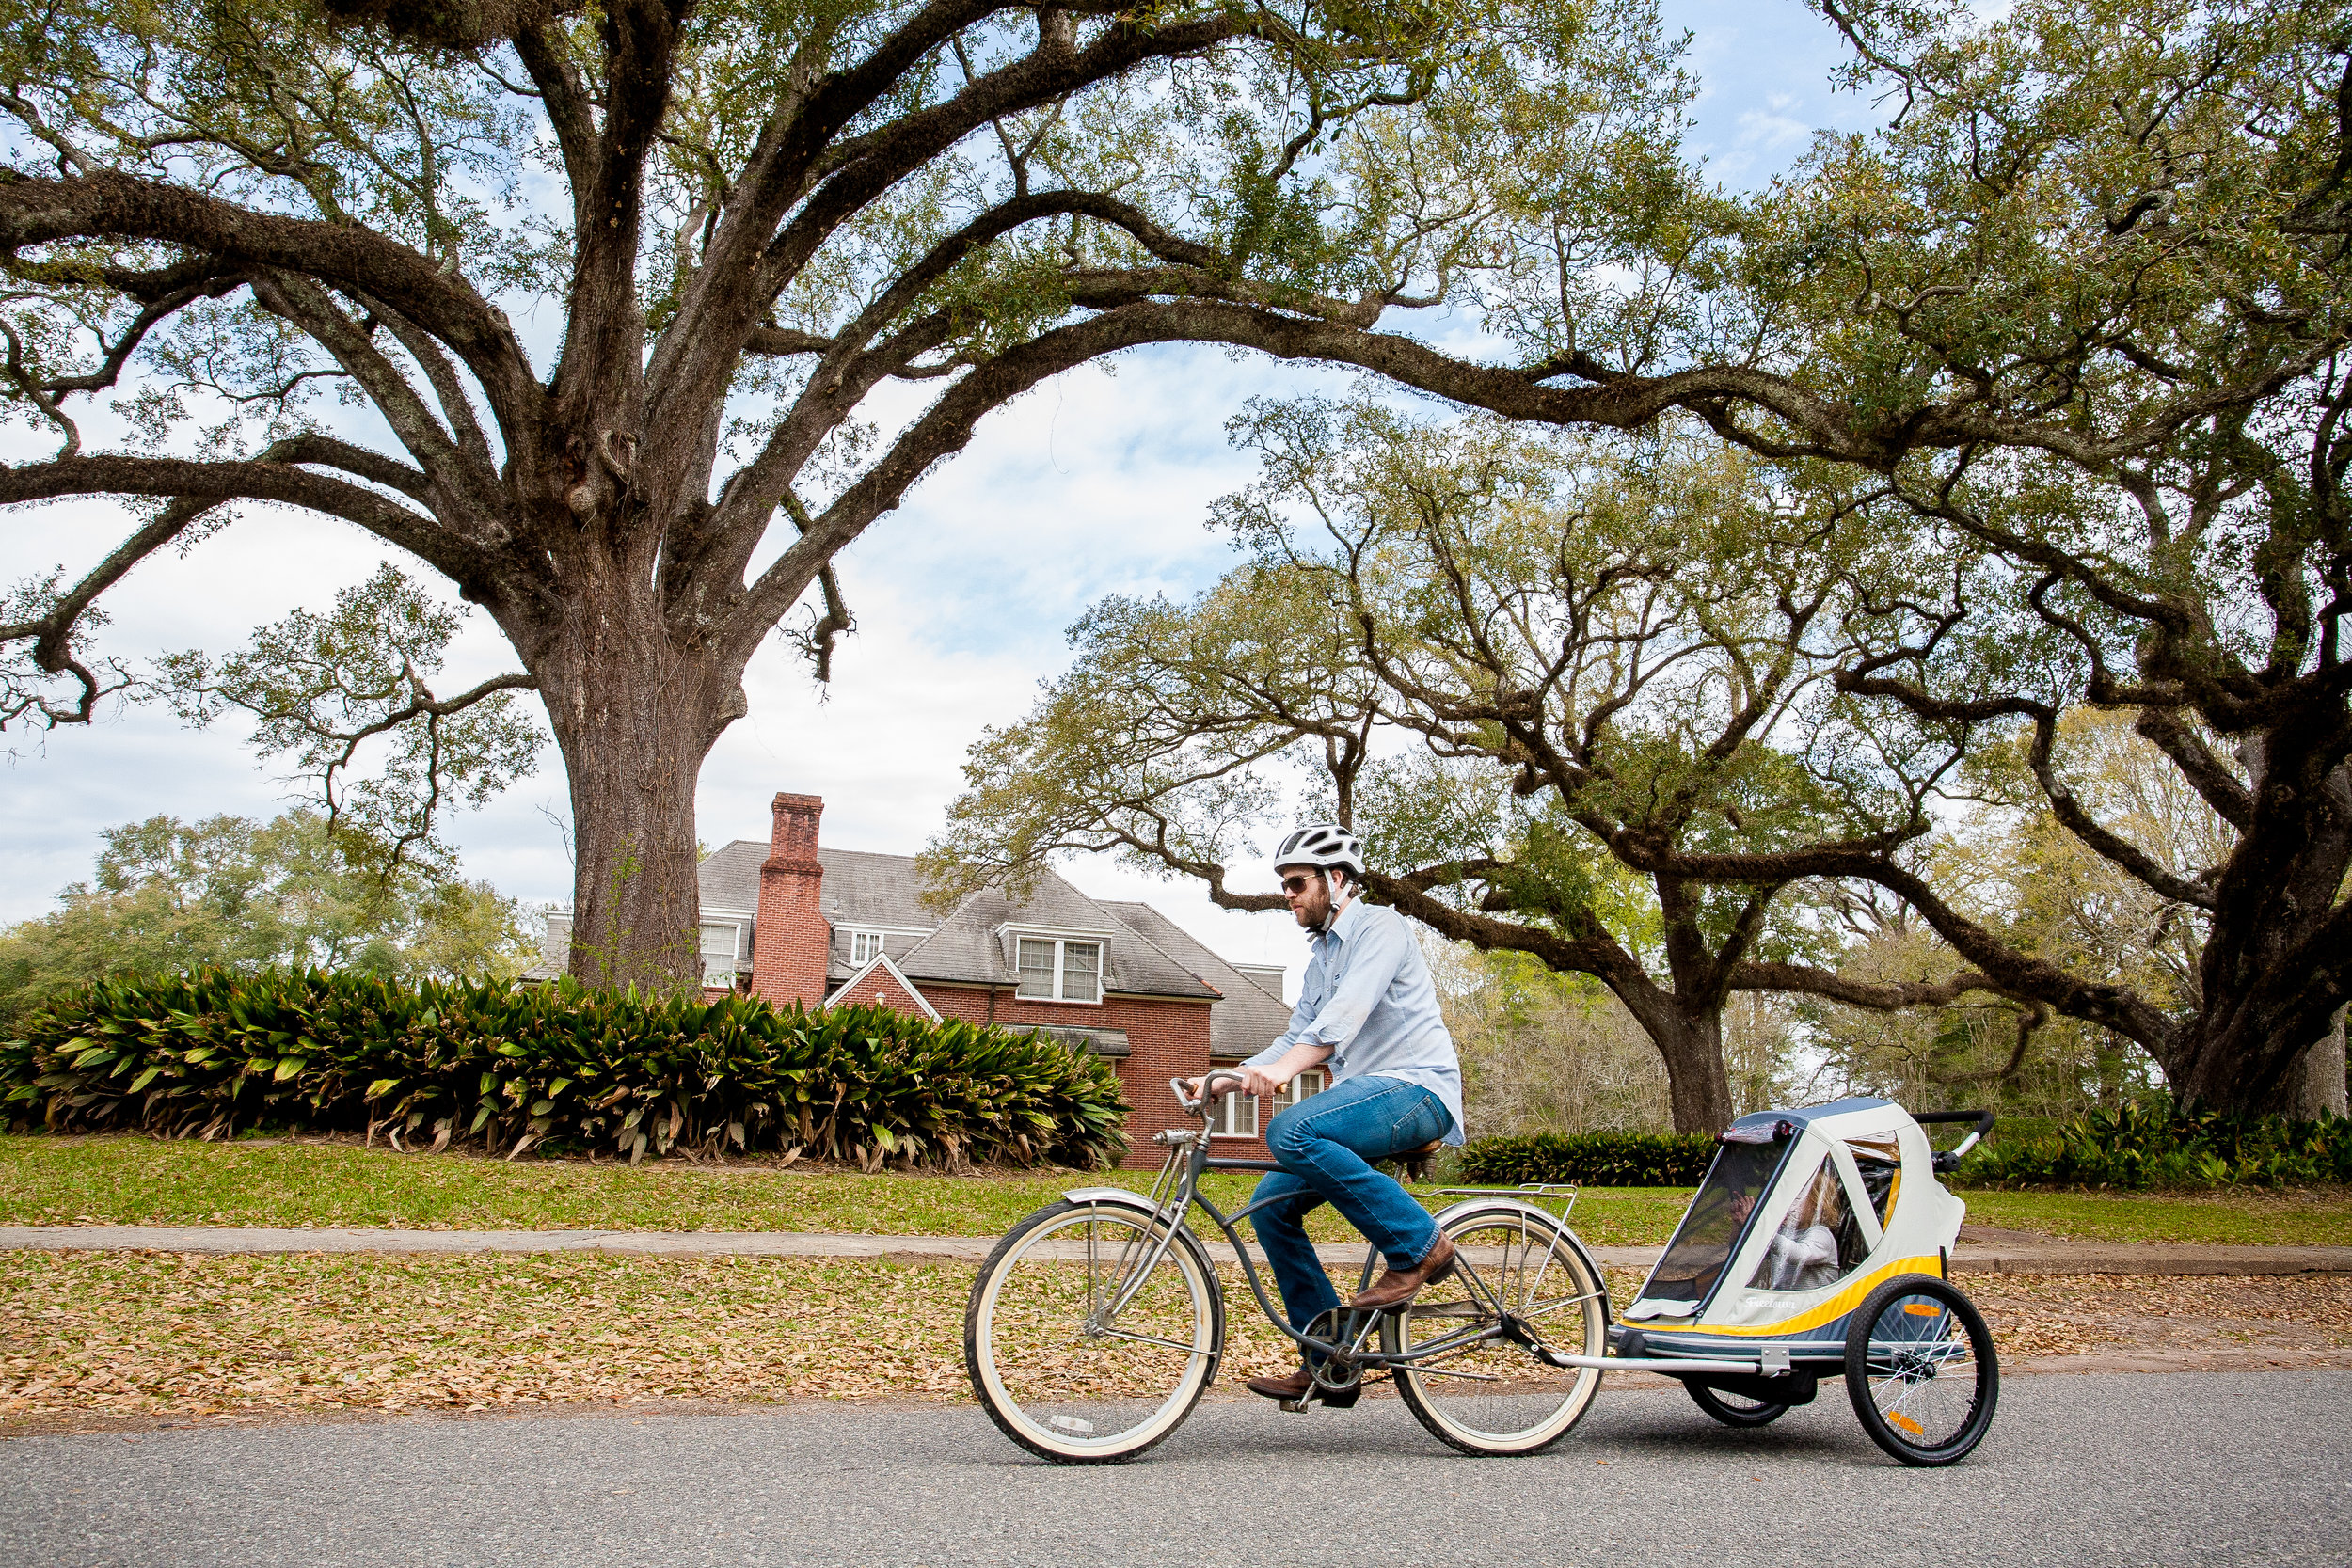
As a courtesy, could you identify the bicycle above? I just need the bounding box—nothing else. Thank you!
[962,1069,1612,1464]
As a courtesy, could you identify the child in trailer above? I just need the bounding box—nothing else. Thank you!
[1750,1164,1848,1292]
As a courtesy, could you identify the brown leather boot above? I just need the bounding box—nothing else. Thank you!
[1348,1232,1457,1311]
[1244,1365,1360,1410]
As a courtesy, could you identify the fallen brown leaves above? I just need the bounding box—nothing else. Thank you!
[0,1250,1327,1425]
[0,1250,989,1421]
[8,1253,2349,1429]
[1963,1272,2352,1366]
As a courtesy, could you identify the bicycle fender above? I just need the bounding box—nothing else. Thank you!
[1059,1186,1163,1214]
[1432,1196,1614,1327]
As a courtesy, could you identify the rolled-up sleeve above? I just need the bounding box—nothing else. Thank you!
[1242,986,1322,1069]
[1231,901,1465,1143]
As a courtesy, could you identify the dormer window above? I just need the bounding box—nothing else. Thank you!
[699,921,743,982]
[1015,936,1103,1004]
[846,928,887,966]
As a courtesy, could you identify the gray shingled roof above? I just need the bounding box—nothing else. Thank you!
[895,868,1221,1001]
[818,849,945,978]
[818,848,942,929]
[535,841,1255,1006]
[1099,901,1295,1059]
[698,840,764,911]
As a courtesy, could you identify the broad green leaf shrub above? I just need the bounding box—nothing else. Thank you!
[1457,1131,1715,1187]
[1956,1099,2352,1191]
[0,970,1129,1170]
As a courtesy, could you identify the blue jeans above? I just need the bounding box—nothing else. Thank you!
[1248,1074,1452,1334]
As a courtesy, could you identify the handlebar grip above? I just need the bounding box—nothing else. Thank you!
[1915,1109,1997,1166]
[1171,1070,1248,1114]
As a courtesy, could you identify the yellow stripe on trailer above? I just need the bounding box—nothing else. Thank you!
[1638,1256,1946,1338]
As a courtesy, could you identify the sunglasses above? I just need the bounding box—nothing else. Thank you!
[1280,874,1322,895]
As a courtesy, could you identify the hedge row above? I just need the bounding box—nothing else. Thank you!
[1955,1098,2352,1190]
[1456,1130,1717,1187]
[0,969,1130,1170]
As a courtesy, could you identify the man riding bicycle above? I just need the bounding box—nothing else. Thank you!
[1187,822,1466,1409]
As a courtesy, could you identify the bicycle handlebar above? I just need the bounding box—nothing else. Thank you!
[1170,1069,1249,1115]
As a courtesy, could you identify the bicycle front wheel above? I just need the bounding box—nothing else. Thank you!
[964,1198,1223,1465]
[1387,1202,1608,1456]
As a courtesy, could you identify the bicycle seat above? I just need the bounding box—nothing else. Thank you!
[1397,1139,1442,1180]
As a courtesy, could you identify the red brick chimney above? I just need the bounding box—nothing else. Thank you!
[753,793,830,1006]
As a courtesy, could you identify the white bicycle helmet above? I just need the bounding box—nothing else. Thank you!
[1272,822,1366,881]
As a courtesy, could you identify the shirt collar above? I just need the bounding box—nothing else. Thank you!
[1318,896,1370,947]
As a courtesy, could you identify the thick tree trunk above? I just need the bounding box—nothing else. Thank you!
[2163,730,2351,1114]
[1604,970,1737,1132]
[518,545,746,990]
[1650,1006,1737,1134]
[2280,1007,2349,1119]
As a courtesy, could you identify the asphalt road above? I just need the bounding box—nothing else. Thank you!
[5,1371,2345,1568]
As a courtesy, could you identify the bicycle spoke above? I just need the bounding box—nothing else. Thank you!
[1390,1206,1606,1455]
[969,1203,1216,1463]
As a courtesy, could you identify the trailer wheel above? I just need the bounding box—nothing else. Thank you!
[1843,1275,1998,1465]
[1684,1381,1788,1427]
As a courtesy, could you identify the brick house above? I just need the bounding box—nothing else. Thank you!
[538,793,1303,1165]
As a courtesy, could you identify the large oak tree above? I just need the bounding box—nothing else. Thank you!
[923,409,2019,1131]
[0,0,1697,982]
[3,0,2340,1033]
[932,0,2352,1119]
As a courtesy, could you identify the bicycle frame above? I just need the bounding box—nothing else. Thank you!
[1089,1074,1576,1377]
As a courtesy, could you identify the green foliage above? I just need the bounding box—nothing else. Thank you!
[2,969,1131,1170]
[1457,1128,1715,1186]
[1960,1099,2352,1191]
[159,565,542,868]
[0,809,532,1031]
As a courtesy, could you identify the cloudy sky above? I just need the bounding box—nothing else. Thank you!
[0,1,1881,983]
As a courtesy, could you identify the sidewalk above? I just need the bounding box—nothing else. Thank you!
[4,1224,2347,1275]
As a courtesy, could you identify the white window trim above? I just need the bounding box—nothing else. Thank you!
[1209,1090,1259,1139]
[821,953,944,1022]
[1012,935,1104,1005]
[698,918,746,983]
[1273,1069,1327,1112]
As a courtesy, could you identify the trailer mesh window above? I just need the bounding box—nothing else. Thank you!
[1638,1135,1788,1306]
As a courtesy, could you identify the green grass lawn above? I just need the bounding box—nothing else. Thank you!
[1955,1187,2352,1248]
[2,1134,2344,1247]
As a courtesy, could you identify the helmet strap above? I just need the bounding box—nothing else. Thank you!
[1316,869,1357,932]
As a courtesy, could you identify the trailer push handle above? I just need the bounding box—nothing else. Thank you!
[1913,1109,1997,1172]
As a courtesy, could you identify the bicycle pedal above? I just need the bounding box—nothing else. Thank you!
[1278,1397,1313,1413]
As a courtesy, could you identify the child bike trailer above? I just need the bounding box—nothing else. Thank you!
[1606,1098,2000,1465]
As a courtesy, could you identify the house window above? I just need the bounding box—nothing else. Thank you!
[1274,1070,1327,1111]
[1210,1090,1259,1138]
[846,928,886,966]
[1014,937,1103,1004]
[699,922,739,981]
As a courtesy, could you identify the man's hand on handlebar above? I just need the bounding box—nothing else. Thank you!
[1182,1067,1277,1104]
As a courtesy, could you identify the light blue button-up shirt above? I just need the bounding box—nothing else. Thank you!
[1242,898,1465,1146]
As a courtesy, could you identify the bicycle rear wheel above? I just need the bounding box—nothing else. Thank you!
[1387,1203,1607,1456]
[964,1198,1222,1464]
